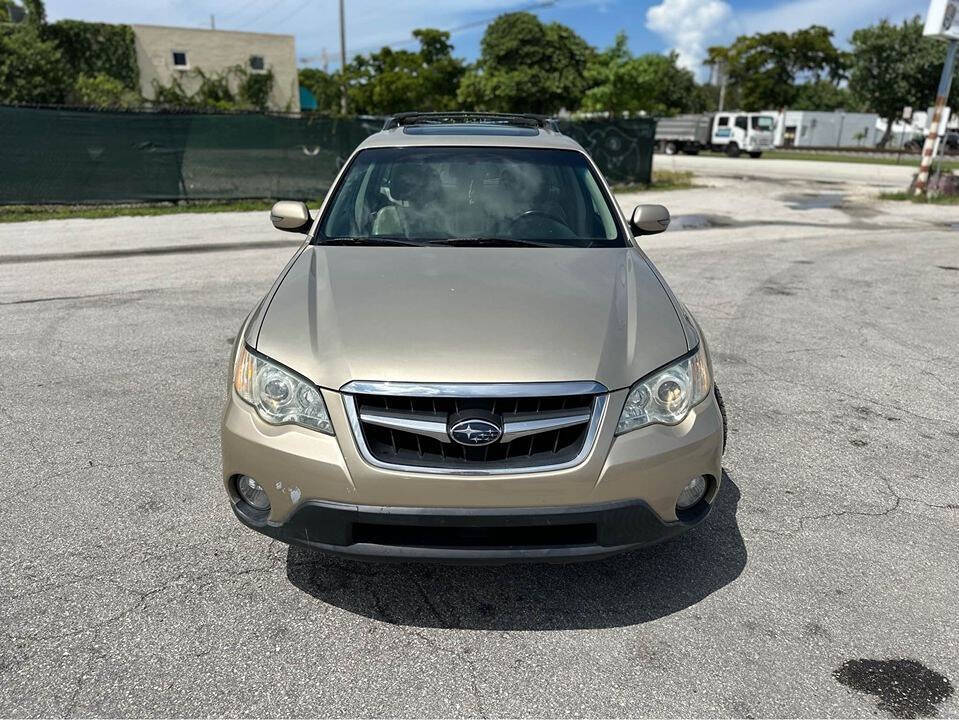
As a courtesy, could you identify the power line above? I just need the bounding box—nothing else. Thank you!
[264,0,316,31]
[299,0,557,66]
[233,0,295,30]
[210,0,263,24]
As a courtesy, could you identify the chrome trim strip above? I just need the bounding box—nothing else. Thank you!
[342,393,608,476]
[340,380,608,397]
[500,412,592,442]
[359,410,450,443]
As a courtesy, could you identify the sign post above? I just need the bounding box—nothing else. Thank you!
[916,0,959,195]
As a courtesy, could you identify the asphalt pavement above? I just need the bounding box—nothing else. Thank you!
[659,153,918,189]
[1,171,957,718]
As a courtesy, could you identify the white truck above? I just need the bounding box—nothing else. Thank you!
[655,112,776,158]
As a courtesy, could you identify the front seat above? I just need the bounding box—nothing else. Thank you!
[372,164,446,238]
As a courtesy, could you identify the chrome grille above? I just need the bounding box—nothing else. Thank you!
[341,382,607,474]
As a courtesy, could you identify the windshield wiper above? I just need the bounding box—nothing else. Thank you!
[427,237,557,248]
[319,236,423,247]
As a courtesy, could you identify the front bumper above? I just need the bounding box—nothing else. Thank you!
[222,386,725,562]
[231,493,714,564]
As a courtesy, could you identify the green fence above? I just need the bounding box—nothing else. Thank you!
[0,106,655,204]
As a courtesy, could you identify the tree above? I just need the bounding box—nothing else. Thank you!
[0,25,69,103]
[792,80,860,111]
[582,32,703,115]
[706,25,846,110]
[22,0,43,26]
[298,68,343,113]
[849,16,959,146]
[337,28,464,114]
[457,12,592,114]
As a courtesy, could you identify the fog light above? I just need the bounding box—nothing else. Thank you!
[676,476,708,511]
[236,475,270,510]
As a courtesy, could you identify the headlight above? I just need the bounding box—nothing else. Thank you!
[233,346,333,434]
[616,346,711,434]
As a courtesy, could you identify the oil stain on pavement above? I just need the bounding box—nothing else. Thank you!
[834,658,954,719]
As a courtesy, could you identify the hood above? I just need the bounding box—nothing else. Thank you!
[254,246,689,391]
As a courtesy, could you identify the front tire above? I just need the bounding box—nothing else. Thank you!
[749,151,763,158]
[715,385,728,453]
[725,143,741,158]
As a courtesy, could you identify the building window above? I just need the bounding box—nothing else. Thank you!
[249,55,265,72]
[172,51,189,69]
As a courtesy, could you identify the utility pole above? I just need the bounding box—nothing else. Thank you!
[339,0,348,114]
[915,40,958,195]
[717,60,727,113]
[210,14,215,29]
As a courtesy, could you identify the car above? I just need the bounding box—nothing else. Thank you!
[222,111,727,563]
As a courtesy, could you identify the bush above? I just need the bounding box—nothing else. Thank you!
[69,72,142,108]
[151,65,276,111]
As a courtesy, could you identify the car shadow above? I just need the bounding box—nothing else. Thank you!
[285,471,746,630]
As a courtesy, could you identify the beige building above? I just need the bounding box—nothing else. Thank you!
[131,24,300,112]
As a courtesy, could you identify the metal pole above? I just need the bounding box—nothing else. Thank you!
[915,39,958,196]
[339,0,348,114]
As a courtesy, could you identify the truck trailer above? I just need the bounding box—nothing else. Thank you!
[655,112,776,157]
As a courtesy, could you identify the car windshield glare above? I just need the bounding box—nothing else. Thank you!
[751,116,774,131]
[317,147,626,248]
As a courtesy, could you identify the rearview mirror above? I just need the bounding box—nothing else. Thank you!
[629,204,670,236]
[270,201,312,233]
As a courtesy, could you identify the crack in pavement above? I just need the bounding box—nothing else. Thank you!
[0,239,301,265]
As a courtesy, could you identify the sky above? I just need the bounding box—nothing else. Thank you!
[44,0,932,78]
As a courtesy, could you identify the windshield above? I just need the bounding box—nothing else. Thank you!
[751,116,775,131]
[317,146,625,247]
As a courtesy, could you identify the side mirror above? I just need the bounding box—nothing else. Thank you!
[629,204,671,236]
[270,201,312,233]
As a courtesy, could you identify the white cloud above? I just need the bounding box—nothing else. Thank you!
[645,0,928,76]
[645,0,734,72]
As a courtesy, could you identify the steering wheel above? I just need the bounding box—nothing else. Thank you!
[507,209,574,236]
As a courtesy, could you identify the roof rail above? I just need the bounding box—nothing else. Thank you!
[383,111,559,131]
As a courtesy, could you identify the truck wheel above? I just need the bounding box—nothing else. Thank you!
[749,151,763,159]
[725,143,741,158]
[715,385,728,453]
[683,148,700,155]
[665,141,678,155]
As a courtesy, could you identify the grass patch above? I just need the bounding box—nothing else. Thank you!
[761,150,959,171]
[0,198,301,224]
[879,191,959,204]
[614,170,696,193]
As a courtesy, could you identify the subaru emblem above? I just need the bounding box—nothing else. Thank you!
[448,418,503,447]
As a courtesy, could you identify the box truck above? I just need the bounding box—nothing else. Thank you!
[655,112,776,157]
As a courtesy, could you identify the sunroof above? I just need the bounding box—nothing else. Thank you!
[403,124,539,137]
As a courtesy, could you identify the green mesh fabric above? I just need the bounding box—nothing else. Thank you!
[0,107,655,204]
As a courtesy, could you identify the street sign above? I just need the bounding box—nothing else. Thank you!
[924,0,959,39]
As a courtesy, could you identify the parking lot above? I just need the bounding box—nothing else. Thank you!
[1,165,957,717]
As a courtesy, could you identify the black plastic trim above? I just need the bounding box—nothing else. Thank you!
[231,496,712,564]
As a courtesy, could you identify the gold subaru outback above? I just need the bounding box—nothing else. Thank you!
[222,112,727,563]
